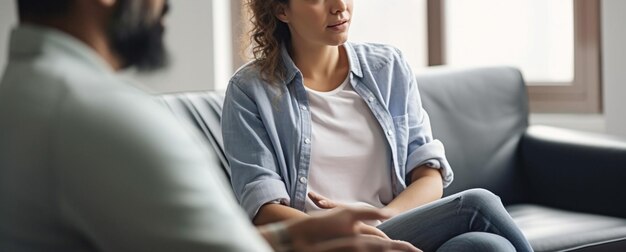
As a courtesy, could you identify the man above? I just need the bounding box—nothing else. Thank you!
[0,0,419,251]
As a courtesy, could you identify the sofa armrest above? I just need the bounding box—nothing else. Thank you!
[521,125,626,219]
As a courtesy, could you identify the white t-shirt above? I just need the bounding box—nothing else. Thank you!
[304,76,393,215]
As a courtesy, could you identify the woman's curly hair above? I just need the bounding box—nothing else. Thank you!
[246,0,291,85]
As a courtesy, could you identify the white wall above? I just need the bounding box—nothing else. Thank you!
[350,0,428,73]
[130,0,232,93]
[602,0,626,138]
[0,0,231,93]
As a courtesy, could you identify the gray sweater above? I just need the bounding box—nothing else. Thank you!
[0,24,271,252]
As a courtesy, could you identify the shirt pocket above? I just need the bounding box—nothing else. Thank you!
[392,114,409,172]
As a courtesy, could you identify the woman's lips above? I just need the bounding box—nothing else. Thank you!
[328,20,348,28]
[327,20,349,31]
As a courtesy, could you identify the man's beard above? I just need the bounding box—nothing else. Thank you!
[108,0,169,72]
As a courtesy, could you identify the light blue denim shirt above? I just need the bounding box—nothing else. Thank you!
[222,42,454,219]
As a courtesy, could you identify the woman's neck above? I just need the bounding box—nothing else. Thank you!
[290,40,349,91]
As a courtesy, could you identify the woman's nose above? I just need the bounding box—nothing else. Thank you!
[330,0,347,15]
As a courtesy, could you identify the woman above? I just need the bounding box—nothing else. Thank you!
[222,0,533,251]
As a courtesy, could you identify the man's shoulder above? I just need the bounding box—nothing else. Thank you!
[2,53,119,98]
[58,78,173,137]
[0,56,113,126]
[1,53,189,144]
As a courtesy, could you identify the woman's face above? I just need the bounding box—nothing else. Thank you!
[277,0,353,47]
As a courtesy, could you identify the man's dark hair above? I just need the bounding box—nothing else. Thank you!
[16,0,73,20]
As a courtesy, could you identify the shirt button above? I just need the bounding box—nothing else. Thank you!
[387,130,394,136]
[368,97,375,102]
[299,177,307,184]
[300,105,308,111]
[304,138,311,144]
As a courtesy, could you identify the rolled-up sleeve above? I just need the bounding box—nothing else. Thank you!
[403,62,454,188]
[222,81,291,219]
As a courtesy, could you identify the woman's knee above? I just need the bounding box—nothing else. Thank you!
[437,232,515,252]
[459,188,502,208]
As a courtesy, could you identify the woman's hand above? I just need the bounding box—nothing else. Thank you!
[308,191,344,209]
[308,192,389,239]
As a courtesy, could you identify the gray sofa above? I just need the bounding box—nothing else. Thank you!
[160,67,626,252]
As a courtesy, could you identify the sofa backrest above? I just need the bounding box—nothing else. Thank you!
[416,67,530,204]
[160,66,531,205]
[159,92,230,178]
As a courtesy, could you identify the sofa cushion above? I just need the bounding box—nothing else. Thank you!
[507,204,626,252]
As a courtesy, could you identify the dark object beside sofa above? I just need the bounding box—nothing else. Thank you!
[160,67,626,252]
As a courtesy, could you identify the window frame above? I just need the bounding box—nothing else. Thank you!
[427,0,602,113]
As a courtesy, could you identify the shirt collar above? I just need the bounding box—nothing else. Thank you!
[9,24,115,75]
[279,42,364,86]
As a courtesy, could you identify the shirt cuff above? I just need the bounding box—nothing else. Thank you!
[419,159,441,169]
[240,179,291,220]
[267,198,290,206]
[406,140,454,188]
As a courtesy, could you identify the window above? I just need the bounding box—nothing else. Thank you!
[429,0,601,113]
[445,0,574,83]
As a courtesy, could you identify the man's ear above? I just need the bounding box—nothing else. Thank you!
[274,4,289,23]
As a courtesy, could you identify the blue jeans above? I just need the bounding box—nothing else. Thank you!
[377,189,533,252]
